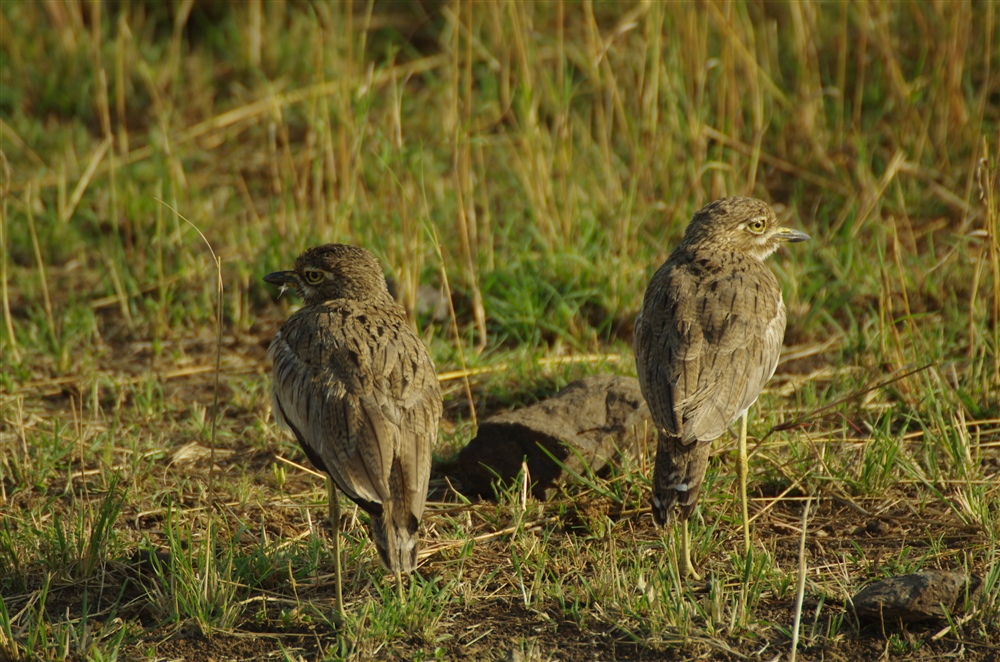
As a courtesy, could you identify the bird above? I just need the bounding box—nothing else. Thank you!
[263,244,442,618]
[633,197,809,579]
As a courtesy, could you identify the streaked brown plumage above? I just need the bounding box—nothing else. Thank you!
[634,197,808,578]
[264,244,441,605]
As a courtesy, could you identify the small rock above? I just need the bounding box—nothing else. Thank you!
[457,375,653,499]
[866,519,892,535]
[416,284,450,321]
[852,571,981,622]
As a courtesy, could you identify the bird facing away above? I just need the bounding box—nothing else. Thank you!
[633,197,808,579]
[264,244,442,614]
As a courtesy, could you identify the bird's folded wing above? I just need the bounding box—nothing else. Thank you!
[680,269,785,442]
[634,264,695,441]
[371,332,441,521]
[401,360,441,520]
[268,314,402,511]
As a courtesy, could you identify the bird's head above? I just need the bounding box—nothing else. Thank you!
[681,196,810,261]
[264,244,392,306]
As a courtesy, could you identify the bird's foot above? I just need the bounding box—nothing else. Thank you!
[682,557,703,582]
[680,519,703,581]
[329,606,345,629]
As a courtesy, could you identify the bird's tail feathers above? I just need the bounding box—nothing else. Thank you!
[651,434,710,525]
[368,512,419,574]
[368,458,420,574]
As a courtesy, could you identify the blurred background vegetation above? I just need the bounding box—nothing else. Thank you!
[3,1,995,380]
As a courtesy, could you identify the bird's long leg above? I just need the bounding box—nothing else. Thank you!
[681,519,703,581]
[736,412,751,556]
[327,477,345,625]
[395,566,404,603]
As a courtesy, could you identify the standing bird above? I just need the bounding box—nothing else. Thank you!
[264,244,442,617]
[634,197,808,579]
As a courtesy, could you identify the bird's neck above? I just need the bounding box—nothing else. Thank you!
[682,241,767,267]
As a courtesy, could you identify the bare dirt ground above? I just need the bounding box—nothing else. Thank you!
[7,289,998,661]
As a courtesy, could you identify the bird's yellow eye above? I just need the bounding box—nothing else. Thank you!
[304,270,324,284]
[747,218,767,234]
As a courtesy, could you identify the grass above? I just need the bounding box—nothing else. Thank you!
[2,0,999,660]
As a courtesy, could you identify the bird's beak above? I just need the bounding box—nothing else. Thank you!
[264,270,300,299]
[263,270,298,286]
[776,227,810,243]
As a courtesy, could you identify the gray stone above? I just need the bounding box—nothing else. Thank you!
[852,571,981,622]
[457,374,653,499]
